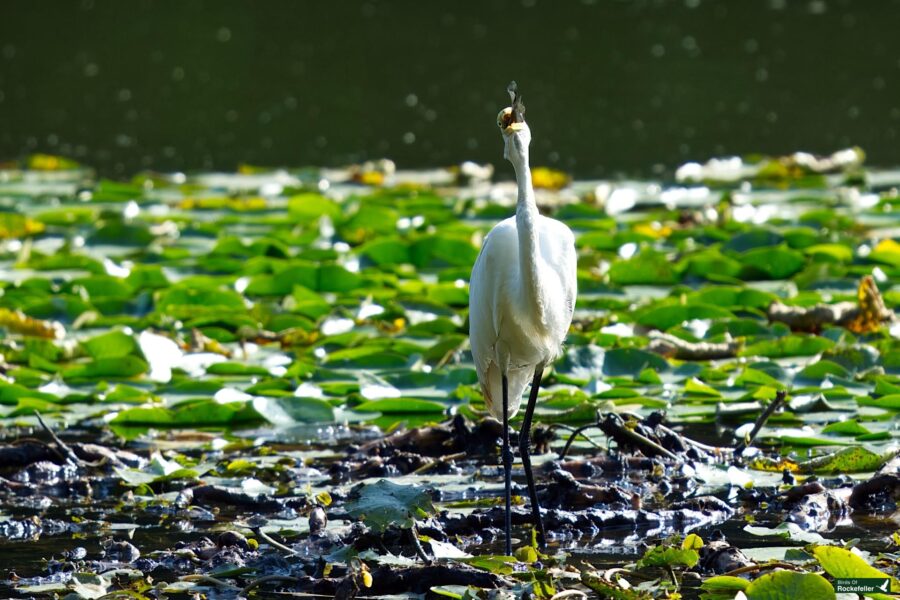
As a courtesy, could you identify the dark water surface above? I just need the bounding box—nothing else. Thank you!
[3,0,900,177]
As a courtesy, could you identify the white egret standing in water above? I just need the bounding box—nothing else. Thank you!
[468,82,577,554]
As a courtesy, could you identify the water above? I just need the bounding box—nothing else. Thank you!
[3,0,900,177]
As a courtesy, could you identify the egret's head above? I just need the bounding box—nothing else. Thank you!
[497,81,530,165]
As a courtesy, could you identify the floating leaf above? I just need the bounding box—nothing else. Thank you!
[821,419,871,437]
[684,377,721,398]
[739,245,806,279]
[701,575,750,593]
[287,193,342,222]
[636,544,699,569]
[608,251,681,285]
[742,335,834,358]
[111,399,261,426]
[869,238,900,268]
[252,396,335,425]
[0,308,61,338]
[744,570,836,600]
[360,238,412,266]
[458,555,517,576]
[82,330,141,360]
[346,479,435,532]
[799,446,893,474]
[813,545,900,594]
[858,394,900,410]
[682,533,704,550]
[636,303,733,331]
[0,212,45,239]
[354,398,446,414]
[602,348,669,377]
[580,570,651,599]
[64,355,149,380]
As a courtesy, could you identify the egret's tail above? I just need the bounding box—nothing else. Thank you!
[481,362,530,421]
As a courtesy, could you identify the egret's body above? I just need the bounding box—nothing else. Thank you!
[469,82,577,553]
[470,214,575,416]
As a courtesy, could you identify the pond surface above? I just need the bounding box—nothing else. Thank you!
[0,151,898,598]
[4,1,900,177]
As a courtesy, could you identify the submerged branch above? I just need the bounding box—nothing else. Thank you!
[35,412,107,468]
[647,332,741,360]
[734,390,787,455]
[767,275,895,333]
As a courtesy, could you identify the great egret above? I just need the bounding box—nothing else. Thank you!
[469,82,577,554]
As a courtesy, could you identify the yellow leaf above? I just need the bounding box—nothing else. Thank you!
[360,566,373,588]
[25,153,80,171]
[531,166,570,190]
[847,275,890,334]
[633,222,673,240]
[0,213,45,239]
[872,238,900,257]
[682,533,704,550]
[515,545,539,563]
[0,308,62,339]
[354,171,385,186]
[748,456,800,473]
[178,196,267,211]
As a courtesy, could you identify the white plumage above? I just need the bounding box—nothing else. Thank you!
[467,81,577,552]
[469,214,576,418]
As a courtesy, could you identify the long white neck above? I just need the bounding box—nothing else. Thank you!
[513,158,544,321]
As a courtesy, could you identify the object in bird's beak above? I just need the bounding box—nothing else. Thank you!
[498,81,526,133]
[507,81,525,125]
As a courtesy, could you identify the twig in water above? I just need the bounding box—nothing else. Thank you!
[734,390,787,456]
[668,566,679,590]
[599,414,678,460]
[559,422,603,460]
[34,411,106,468]
[549,590,588,600]
[618,410,732,457]
[252,527,297,556]
[10,436,68,464]
[410,522,432,565]
[240,574,303,597]
[180,574,240,590]
[411,451,467,475]
[722,561,800,577]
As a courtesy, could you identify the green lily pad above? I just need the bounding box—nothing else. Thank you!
[346,479,435,532]
[813,545,900,595]
[744,570,835,600]
[354,398,446,414]
[636,303,733,331]
[800,446,894,474]
[252,395,336,424]
[602,348,669,377]
[636,544,699,569]
[111,399,261,426]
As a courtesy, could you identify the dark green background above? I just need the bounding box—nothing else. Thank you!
[2,0,899,177]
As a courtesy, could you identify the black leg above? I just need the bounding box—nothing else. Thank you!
[519,364,547,549]
[501,374,512,556]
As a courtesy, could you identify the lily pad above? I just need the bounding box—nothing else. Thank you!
[346,479,435,533]
[744,570,835,600]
